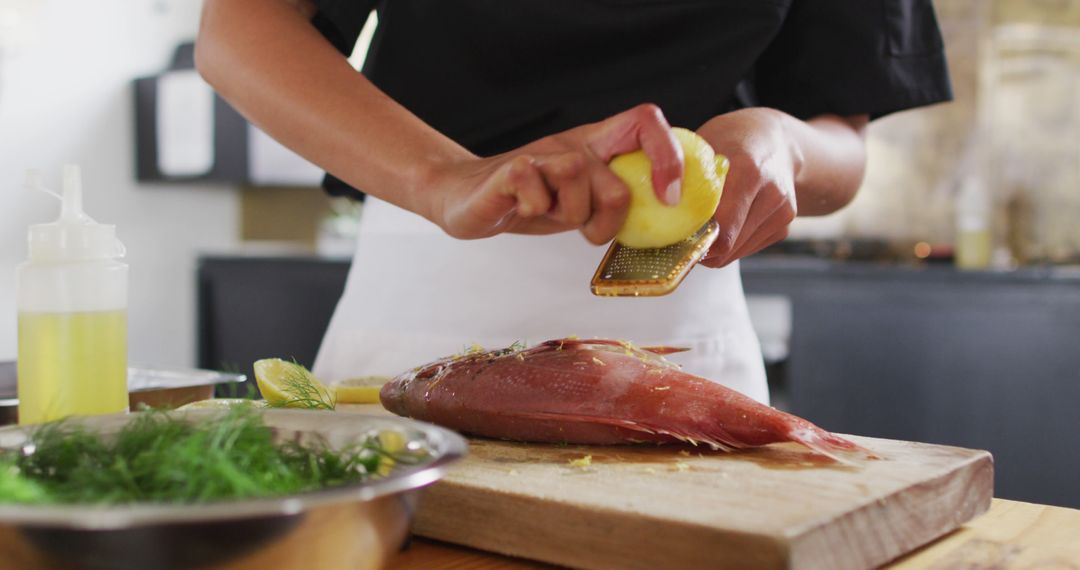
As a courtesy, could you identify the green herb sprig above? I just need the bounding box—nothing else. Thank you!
[0,407,423,506]
[267,361,336,411]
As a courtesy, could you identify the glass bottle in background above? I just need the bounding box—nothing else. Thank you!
[955,175,993,270]
[16,166,129,425]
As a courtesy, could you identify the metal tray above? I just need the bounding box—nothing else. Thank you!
[0,362,245,425]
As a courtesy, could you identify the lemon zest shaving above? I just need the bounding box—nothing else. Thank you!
[568,455,593,468]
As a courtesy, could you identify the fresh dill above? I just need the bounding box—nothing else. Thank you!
[267,361,336,411]
[0,407,423,505]
[488,340,528,358]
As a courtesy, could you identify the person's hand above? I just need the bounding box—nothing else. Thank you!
[425,104,684,245]
[696,108,802,268]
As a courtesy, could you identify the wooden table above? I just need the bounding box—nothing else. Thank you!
[388,498,1080,569]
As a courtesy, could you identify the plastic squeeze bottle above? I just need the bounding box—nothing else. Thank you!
[16,165,129,425]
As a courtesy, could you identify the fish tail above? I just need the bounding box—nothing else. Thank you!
[787,427,865,466]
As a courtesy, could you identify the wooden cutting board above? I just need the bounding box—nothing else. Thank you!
[344,405,992,570]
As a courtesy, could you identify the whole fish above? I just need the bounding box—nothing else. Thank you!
[380,338,862,462]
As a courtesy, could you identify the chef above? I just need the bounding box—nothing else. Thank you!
[196,0,951,404]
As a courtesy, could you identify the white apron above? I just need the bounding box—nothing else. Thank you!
[313,197,769,404]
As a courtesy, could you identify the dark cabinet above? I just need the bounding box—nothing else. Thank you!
[196,256,350,391]
[742,260,1080,508]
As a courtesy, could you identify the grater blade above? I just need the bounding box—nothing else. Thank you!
[590,219,720,297]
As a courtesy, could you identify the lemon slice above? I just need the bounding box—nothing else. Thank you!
[253,358,336,410]
[331,376,390,404]
[176,398,269,411]
[611,127,728,248]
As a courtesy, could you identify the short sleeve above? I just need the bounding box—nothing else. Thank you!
[311,0,378,55]
[753,0,952,120]
[311,1,378,199]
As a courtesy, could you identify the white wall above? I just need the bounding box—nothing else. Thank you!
[0,0,239,366]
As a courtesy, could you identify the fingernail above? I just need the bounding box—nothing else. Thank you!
[665,180,681,206]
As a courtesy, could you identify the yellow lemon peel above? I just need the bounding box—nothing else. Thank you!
[611,128,728,248]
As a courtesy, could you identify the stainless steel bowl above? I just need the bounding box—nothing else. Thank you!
[0,409,467,570]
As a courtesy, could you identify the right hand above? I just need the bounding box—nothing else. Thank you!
[425,104,684,245]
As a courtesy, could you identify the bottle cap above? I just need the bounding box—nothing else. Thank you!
[26,165,126,261]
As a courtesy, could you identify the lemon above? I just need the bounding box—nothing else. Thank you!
[253,358,335,410]
[331,376,390,404]
[611,128,728,248]
[375,430,407,476]
[176,398,269,411]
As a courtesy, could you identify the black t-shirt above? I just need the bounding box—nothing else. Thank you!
[312,0,952,198]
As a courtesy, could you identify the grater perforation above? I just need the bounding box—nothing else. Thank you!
[590,220,720,297]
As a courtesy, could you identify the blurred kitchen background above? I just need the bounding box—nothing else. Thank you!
[1,1,1078,507]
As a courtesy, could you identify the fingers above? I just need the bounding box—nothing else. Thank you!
[738,225,789,259]
[705,168,754,263]
[701,225,789,268]
[701,201,793,268]
[449,155,548,238]
[702,168,796,267]
[501,155,551,218]
[537,153,590,227]
[533,151,630,244]
[580,165,630,245]
[708,190,783,261]
[587,103,684,206]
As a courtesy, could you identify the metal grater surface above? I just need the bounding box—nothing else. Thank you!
[590,220,720,297]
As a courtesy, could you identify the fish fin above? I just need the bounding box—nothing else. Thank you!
[630,420,747,452]
[640,346,692,355]
[511,411,656,434]
[787,428,868,466]
[511,411,745,452]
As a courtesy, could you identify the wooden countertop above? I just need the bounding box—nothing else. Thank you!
[333,405,1077,568]
[388,498,1080,569]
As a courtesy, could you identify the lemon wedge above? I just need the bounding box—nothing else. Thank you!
[611,127,728,248]
[331,376,390,404]
[176,398,269,411]
[253,358,335,410]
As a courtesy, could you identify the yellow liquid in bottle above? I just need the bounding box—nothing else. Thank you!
[956,229,993,270]
[17,310,128,425]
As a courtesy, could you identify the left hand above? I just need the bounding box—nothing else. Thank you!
[696,108,802,268]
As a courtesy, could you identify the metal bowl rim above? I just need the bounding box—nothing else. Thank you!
[0,409,467,530]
